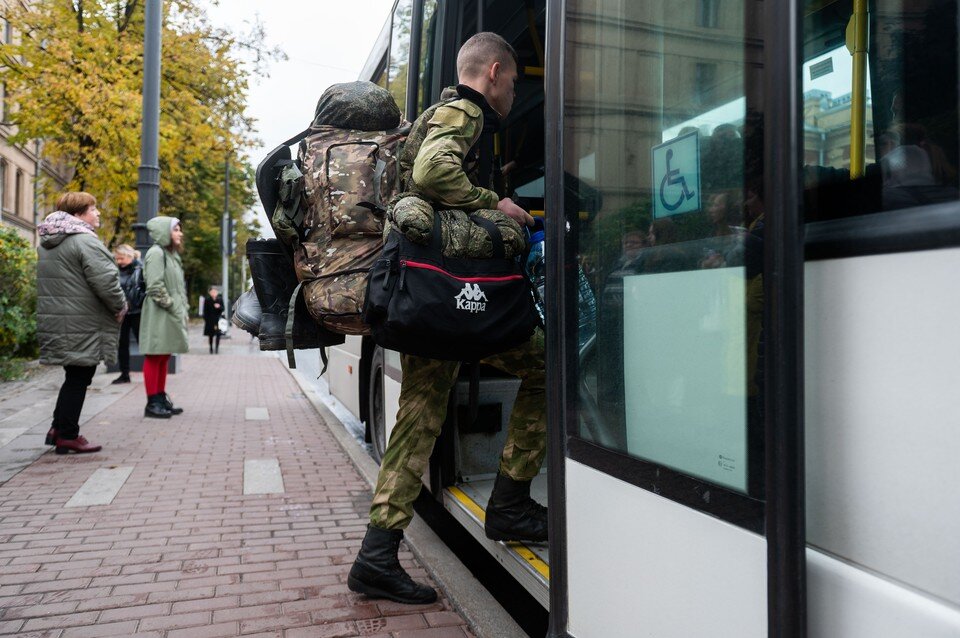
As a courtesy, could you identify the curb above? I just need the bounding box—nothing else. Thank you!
[283,360,528,638]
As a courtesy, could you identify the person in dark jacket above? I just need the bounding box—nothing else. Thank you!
[36,192,127,454]
[202,286,225,354]
[111,244,144,383]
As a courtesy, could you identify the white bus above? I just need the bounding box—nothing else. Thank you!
[316,0,960,636]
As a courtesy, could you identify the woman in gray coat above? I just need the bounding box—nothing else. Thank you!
[37,192,127,454]
[139,216,189,418]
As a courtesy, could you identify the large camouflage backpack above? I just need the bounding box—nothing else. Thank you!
[268,82,410,335]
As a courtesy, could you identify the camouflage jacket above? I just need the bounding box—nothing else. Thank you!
[400,85,501,211]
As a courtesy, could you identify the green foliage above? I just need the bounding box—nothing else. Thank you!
[0,228,38,379]
[0,0,273,315]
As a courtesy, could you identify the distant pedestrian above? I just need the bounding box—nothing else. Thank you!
[202,286,225,354]
[139,217,189,418]
[112,244,145,383]
[36,192,127,455]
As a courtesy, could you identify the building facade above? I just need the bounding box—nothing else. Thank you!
[0,7,72,246]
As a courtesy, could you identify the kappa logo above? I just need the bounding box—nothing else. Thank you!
[455,283,487,313]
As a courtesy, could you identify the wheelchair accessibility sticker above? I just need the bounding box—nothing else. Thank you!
[652,131,701,219]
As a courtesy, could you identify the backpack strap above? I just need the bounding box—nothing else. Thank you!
[285,281,303,369]
[285,280,330,374]
[372,159,387,209]
[283,127,313,148]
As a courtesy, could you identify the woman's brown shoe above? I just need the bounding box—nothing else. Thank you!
[54,435,102,455]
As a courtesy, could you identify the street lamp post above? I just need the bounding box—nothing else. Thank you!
[222,156,230,319]
[135,0,162,254]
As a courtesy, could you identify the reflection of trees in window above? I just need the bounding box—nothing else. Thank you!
[697,0,720,28]
[388,0,414,116]
[418,0,439,114]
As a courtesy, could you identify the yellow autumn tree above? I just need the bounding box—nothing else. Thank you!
[0,0,278,302]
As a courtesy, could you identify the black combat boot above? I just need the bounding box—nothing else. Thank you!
[484,473,549,543]
[247,239,323,351]
[231,287,262,336]
[161,393,184,415]
[144,394,172,419]
[347,525,438,604]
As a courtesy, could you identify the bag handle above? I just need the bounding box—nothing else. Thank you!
[427,211,508,260]
[429,210,444,252]
[468,214,506,260]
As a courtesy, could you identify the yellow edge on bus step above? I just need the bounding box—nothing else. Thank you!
[446,486,550,581]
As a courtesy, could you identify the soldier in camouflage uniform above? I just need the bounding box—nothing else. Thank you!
[348,32,546,606]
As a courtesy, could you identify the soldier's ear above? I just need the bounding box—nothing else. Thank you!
[488,61,501,83]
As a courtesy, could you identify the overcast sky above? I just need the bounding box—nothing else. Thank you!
[205,0,395,232]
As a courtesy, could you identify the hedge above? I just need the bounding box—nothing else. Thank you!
[0,227,38,379]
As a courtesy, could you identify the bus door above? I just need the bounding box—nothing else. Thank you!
[545,0,804,636]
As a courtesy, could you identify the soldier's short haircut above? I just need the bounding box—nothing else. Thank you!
[457,32,518,79]
[56,191,97,216]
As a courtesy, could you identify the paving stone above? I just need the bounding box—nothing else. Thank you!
[0,328,473,638]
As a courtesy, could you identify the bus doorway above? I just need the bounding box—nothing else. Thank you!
[431,0,554,610]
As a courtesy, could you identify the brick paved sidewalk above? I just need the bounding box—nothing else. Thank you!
[0,336,475,637]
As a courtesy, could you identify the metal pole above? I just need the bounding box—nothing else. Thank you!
[765,0,807,633]
[135,0,162,254]
[846,0,868,179]
[221,156,230,318]
[544,0,570,635]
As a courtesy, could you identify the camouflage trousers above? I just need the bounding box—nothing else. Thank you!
[369,330,546,530]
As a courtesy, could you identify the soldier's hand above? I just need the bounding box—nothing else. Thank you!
[497,198,535,227]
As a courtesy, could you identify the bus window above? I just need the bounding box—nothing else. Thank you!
[388,0,414,117]
[565,1,766,502]
[417,0,439,114]
[802,0,959,221]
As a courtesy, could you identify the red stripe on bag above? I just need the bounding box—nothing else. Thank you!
[402,260,524,283]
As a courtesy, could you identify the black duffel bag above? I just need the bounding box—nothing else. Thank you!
[364,213,539,361]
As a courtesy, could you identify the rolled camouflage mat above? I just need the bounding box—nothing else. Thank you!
[387,194,526,259]
[312,81,401,132]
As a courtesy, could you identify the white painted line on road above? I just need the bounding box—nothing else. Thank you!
[244,458,284,495]
[245,407,269,421]
[0,428,27,448]
[65,466,134,507]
